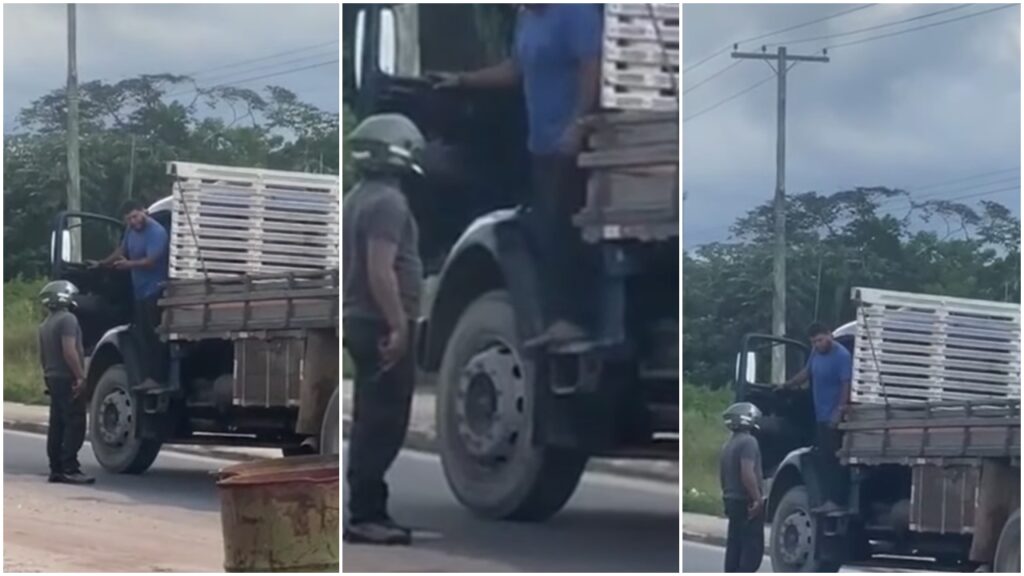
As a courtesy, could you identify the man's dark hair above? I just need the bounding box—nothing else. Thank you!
[120,199,146,215]
[807,322,831,338]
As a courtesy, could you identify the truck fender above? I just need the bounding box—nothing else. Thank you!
[421,208,544,372]
[766,447,826,520]
[85,325,144,399]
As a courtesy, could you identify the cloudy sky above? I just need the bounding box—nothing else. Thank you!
[683,3,1021,247]
[3,3,339,131]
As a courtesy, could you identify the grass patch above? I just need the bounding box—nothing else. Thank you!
[683,383,731,515]
[4,279,49,405]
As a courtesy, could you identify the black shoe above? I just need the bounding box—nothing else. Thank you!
[380,517,413,539]
[48,472,65,483]
[343,520,412,546]
[61,471,96,485]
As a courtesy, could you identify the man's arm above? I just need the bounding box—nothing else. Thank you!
[740,458,762,504]
[117,226,167,270]
[61,336,85,382]
[785,367,809,388]
[366,239,406,334]
[455,58,520,89]
[98,245,125,266]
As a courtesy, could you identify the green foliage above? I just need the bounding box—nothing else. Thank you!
[682,383,731,515]
[4,75,339,280]
[4,279,49,405]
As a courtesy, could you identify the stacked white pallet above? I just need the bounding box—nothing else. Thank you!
[851,287,1021,404]
[168,162,340,279]
[601,4,679,112]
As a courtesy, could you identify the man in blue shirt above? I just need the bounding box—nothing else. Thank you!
[100,200,170,389]
[786,322,852,513]
[435,4,603,345]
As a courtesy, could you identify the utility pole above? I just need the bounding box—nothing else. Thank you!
[66,3,82,262]
[127,135,136,198]
[733,46,829,382]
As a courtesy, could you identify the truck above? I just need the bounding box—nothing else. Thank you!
[50,162,341,473]
[735,287,1020,571]
[344,3,679,520]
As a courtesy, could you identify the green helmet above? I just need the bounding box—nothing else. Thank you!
[348,113,425,175]
[723,402,762,432]
[39,280,79,310]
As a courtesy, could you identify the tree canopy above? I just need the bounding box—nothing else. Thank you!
[4,75,339,280]
[683,187,1020,388]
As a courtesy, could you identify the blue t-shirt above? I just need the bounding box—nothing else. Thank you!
[122,217,169,300]
[514,5,603,155]
[808,344,853,423]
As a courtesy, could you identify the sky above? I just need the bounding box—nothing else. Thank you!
[3,3,339,132]
[683,3,1021,247]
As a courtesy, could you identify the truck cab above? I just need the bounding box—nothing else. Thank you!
[345,5,679,521]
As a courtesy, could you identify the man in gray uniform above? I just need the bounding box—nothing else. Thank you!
[342,114,425,546]
[37,280,94,484]
[719,402,764,572]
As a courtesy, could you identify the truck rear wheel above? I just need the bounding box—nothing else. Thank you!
[437,290,587,521]
[319,387,340,456]
[770,485,840,572]
[89,364,161,474]
[994,509,1020,572]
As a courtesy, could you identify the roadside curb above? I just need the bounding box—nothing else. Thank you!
[3,419,272,463]
[342,416,679,484]
[680,530,726,548]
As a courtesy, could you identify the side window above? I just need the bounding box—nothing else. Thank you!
[57,216,123,265]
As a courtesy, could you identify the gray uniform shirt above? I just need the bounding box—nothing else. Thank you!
[342,177,423,322]
[719,431,763,502]
[38,309,84,380]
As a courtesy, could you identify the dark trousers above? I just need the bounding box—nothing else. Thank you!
[723,498,765,572]
[529,155,588,326]
[343,317,416,523]
[133,295,166,383]
[816,423,845,504]
[45,377,87,475]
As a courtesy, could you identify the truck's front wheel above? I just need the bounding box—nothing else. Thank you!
[770,485,840,572]
[437,290,586,521]
[994,509,1020,572]
[89,364,161,474]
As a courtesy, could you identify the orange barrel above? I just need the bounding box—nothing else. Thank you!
[217,456,339,572]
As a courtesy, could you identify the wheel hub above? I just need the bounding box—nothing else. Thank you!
[779,510,813,565]
[455,344,525,461]
[99,388,133,446]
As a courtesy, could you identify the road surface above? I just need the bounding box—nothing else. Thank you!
[3,429,225,572]
[682,539,905,573]
[342,445,679,572]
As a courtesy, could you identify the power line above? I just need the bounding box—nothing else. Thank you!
[902,166,1020,193]
[683,73,775,122]
[164,59,339,100]
[767,4,969,47]
[826,4,1016,51]
[684,60,744,95]
[684,4,875,73]
[185,39,339,79]
[170,50,338,93]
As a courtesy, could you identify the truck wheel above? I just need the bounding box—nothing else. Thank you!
[437,290,586,521]
[89,364,161,474]
[994,509,1020,573]
[319,387,340,457]
[770,485,840,572]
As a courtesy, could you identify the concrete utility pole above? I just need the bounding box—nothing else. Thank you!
[67,3,82,262]
[733,46,829,382]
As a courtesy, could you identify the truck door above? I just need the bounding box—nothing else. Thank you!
[51,211,133,353]
[735,334,814,474]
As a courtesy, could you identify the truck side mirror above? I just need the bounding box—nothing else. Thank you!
[354,8,397,90]
[51,229,72,264]
[735,351,757,384]
[354,10,366,89]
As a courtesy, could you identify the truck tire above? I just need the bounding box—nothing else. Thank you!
[319,387,340,457]
[89,364,161,474]
[994,509,1020,573]
[770,485,840,572]
[437,290,586,521]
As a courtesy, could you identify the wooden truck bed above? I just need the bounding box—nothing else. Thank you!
[839,399,1021,463]
[159,270,338,340]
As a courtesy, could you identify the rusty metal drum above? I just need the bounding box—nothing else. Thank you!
[217,455,339,572]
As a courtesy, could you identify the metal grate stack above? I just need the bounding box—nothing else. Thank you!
[168,162,340,279]
[601,3,679,112]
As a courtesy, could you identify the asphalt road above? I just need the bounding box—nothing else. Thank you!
[682,539,906,573]
[342,445,679,572]
[3,429,226,571]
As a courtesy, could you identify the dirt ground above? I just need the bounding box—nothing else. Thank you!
[3,474,223,572]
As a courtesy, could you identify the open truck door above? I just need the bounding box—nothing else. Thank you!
[735,334,814,474]
[50,211,133,353]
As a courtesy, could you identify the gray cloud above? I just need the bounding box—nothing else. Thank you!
[3,3,339,130]
[683,3,1021,246]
